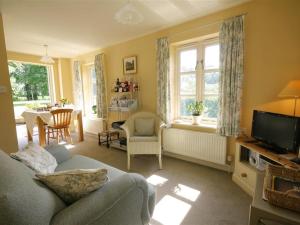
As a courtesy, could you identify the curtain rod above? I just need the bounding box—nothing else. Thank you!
[169,12,247,40]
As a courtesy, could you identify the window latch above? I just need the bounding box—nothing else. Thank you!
[195,60,204,70]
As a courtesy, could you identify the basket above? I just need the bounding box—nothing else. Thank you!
[263,164,300,212]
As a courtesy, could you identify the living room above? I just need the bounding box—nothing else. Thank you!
[0,0,300,225]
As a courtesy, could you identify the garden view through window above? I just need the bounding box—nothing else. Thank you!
[177,40,219,122]
[8,61,52,118]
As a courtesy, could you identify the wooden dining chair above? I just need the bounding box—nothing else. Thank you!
[46,109,73,144]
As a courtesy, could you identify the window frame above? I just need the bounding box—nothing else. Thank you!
[8,60,56,104]
[84,64,97,116]
[174,38,220,124]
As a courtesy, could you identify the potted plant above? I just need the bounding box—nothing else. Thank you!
[59,98,69,107]
[187,101,204,125]
[92,105,97,114]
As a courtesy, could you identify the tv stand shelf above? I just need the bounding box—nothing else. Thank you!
[236,138,299,170]
[233,138,299,197]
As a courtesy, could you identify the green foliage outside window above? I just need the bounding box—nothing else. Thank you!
[8,61,50,102]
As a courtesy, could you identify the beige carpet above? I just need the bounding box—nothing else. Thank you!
[17,125,251,225]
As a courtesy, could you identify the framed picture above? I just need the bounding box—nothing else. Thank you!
[123,56,137,74]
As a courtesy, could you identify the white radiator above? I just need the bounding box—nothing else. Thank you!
[163,128,227,165]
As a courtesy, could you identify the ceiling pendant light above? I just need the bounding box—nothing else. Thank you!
[40,44,55,64]
[114,0,144,25]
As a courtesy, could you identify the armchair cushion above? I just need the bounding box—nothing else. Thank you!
[129,136,158,142]
[134,118,155,136]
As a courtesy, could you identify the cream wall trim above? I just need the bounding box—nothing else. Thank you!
[0,14,18,153]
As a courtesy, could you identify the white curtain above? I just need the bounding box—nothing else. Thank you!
[94,53,107,119]
[72,61,84,110]
[156,37,171,124]
[217,15,245,137]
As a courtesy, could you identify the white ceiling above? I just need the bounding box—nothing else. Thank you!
[0,0,249,58]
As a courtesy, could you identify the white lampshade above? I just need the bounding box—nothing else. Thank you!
[40,44,55,64]
[40,55,55,64]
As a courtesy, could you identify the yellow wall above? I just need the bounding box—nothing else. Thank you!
[58,58,74,103]
[7,51,73,103]
[76,0,300,156]
[0,14,18,153]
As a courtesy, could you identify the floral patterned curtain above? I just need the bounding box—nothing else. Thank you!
[157,37,171,124]
[217,15,244,137]
[94,53,107,119]
[72,61,84,110]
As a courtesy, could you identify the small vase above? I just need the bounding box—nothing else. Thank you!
[192,115,202,125]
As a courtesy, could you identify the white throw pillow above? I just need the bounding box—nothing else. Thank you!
[134,118,155,136]
[11,142,57,174]
[36,168,108,204]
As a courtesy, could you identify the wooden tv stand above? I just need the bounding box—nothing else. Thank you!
[232,137,299,196]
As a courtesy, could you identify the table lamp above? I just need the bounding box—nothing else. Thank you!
[278,80,300,116]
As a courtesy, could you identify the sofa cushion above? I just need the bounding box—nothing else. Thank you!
[55,155,125,181]
[134,118,155,136]
[37,168,108,204]
[129,136,158,142]
[0,150,66,225]
[11,142,57,174]
[45,144,72,164]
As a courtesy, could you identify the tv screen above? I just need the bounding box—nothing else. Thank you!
[251,110,300,153]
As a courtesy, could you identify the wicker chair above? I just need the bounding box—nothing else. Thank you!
[47,109,73,144]
[121,112,165,170]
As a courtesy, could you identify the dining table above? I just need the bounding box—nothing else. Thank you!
[21,108,84,146]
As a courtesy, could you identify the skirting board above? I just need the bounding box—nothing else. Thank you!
[232,173,253,196]
[163,151,233,172]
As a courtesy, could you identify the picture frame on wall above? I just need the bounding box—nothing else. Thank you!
[123,56,137,74]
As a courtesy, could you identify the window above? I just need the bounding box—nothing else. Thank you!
[84,65,97,115]
[8,61,55,119]
[175,39,220,123]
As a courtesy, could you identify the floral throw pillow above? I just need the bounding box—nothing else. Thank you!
[36,168,108,204]
[11,142,57,174]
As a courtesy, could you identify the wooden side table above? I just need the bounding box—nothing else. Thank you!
[98,130,120,148]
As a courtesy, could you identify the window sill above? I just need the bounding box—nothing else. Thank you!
[171,120,217,133]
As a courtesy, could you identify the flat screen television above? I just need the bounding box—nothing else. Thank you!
[251,110,300,154]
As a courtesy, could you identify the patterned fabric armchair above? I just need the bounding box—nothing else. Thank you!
[121,112,165,170]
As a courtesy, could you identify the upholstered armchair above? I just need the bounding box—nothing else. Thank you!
[121,112,165,170]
